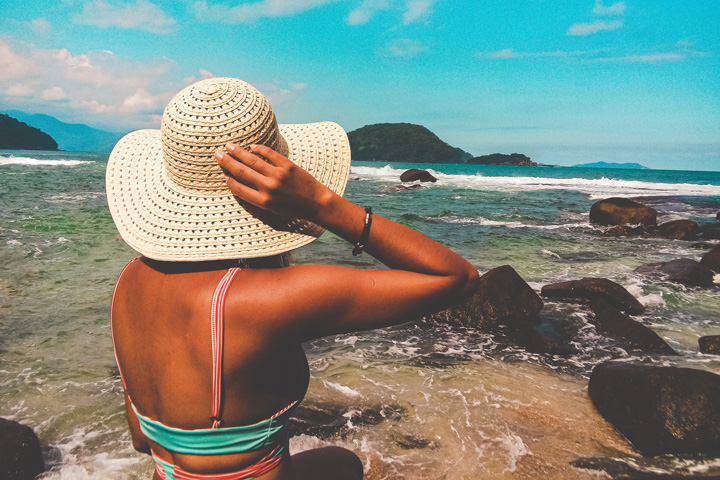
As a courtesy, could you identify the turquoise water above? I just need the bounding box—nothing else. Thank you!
[1,151,720,478]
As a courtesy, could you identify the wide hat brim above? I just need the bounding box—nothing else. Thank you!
[106,121,351,261]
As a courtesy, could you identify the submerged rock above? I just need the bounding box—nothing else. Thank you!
[289,403,405,440]
[431,265,543,329]
[588,298,675,354]
[601,225,648,237]
[699,335,720,355]
[588,362,720,456]
[590,198,657,226]
[634,259,716,288]
[501,317,579,356]
[541,277,645,315]
[380,184,423,193]
[701,245,720,272]
[657,219,699,240]
[400,169,437,183]
[0,418,44,480]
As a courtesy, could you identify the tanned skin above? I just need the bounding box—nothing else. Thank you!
[111,144,480,479]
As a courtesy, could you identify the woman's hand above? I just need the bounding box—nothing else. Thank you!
[215,143,334,220]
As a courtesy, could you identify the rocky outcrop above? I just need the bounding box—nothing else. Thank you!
[467,153,536,166]
[701,245,720,272]
[590,198,657,226]
[0,418,44,480]
[699,335,720,355]
[588,299,675,354]
[588,362,720,455]
[541,278,645,315]
[400,169,437,183]
[635,259,716,288]
[431,265,543,329]
[657,220,699,240]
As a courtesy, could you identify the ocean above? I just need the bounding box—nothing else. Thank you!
[1,150,720,479]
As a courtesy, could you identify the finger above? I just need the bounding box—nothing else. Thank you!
[249,144,294,168]
[225,143,275,175]
[215,151,270,188]
[224,176,265,206]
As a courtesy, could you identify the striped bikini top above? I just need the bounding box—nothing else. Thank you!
[111,260,299,456]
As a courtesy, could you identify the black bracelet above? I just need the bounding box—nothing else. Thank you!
[352,207,373,256]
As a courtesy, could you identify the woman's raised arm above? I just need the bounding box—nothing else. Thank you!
[216,143,479,338]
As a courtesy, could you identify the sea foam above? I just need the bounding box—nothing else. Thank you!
[0,156,93,166]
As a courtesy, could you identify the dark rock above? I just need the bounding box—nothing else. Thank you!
[717,212,720,221]
[570,457,642,477]
[660,259,715,287]
[634,259,716,288]
[501,317,579,356]
[701,246,720,272]
[380,184,423,193]
[430,265,543,329]
[601,225,648,237]
[395,434,438,450]
[400,169,437,183]
[657,220,700,240]
[289,403,405,440]
[699,336,720,355]
[590,198,657,226]
[700,223,720,240]
[692,242,718,250]
[0,418,44,480]
[541,277,645,315]
[588,362,720,455]
[588,299,675,354]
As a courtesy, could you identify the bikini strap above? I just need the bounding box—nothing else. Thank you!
[110,257,140,391]
[210,267,241,428]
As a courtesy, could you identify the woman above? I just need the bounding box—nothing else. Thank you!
[108,77,478,480]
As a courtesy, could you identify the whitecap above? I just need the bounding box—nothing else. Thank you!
[0,156,93,166]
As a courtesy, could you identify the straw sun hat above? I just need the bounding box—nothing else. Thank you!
[106,77,351,261]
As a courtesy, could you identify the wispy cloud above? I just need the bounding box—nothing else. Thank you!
[191,0,339,23]
[592,0,625,16]
[476,49,572,59]
[31,18,52,36]
[380,38,428,58]
[567,19,623,36]
[73,0,177,34]
[593,52,685,63]
[347,0,435,26]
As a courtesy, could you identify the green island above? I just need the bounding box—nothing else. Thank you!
[348,123,534,165]
[0,114,58,151]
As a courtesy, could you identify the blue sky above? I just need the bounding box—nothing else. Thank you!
[1,0,718,170]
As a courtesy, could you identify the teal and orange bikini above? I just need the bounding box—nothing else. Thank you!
[111,260,299,480]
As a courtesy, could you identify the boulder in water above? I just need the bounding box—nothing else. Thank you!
[0,418,44,480]
[699,335,720,355]
[657,219,699,240]
[589,198,657,226]
[431,265,543,329]
[700,223,720,240]
[400,169,437,183]
[588,362,720,455]
[601,225,648,237]
[634,259,716,288]
[541,277,645,315]
[588,298,675,354]
[701,245,720,272]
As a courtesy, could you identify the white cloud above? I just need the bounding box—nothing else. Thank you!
[0,39,177,128]
[6,84,35,97]
[31,18,52,36]
[191,0,339,23]
[567,19,623,36]
[184,69,216,86]
[381,38,427,58]
[402,0,434,25]
[42,87,68,101]
[592,0,626,16]
[74,0,177,34]
[292,82,307,90]
[594,52,685,63]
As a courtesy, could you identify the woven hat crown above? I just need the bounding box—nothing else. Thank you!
[161,77,288,192]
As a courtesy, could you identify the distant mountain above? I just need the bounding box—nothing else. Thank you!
[348,123,473,163]
[1,110,126,153]
[0,114,58,150]
[573,161,649,170]
[467,153,537,166]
